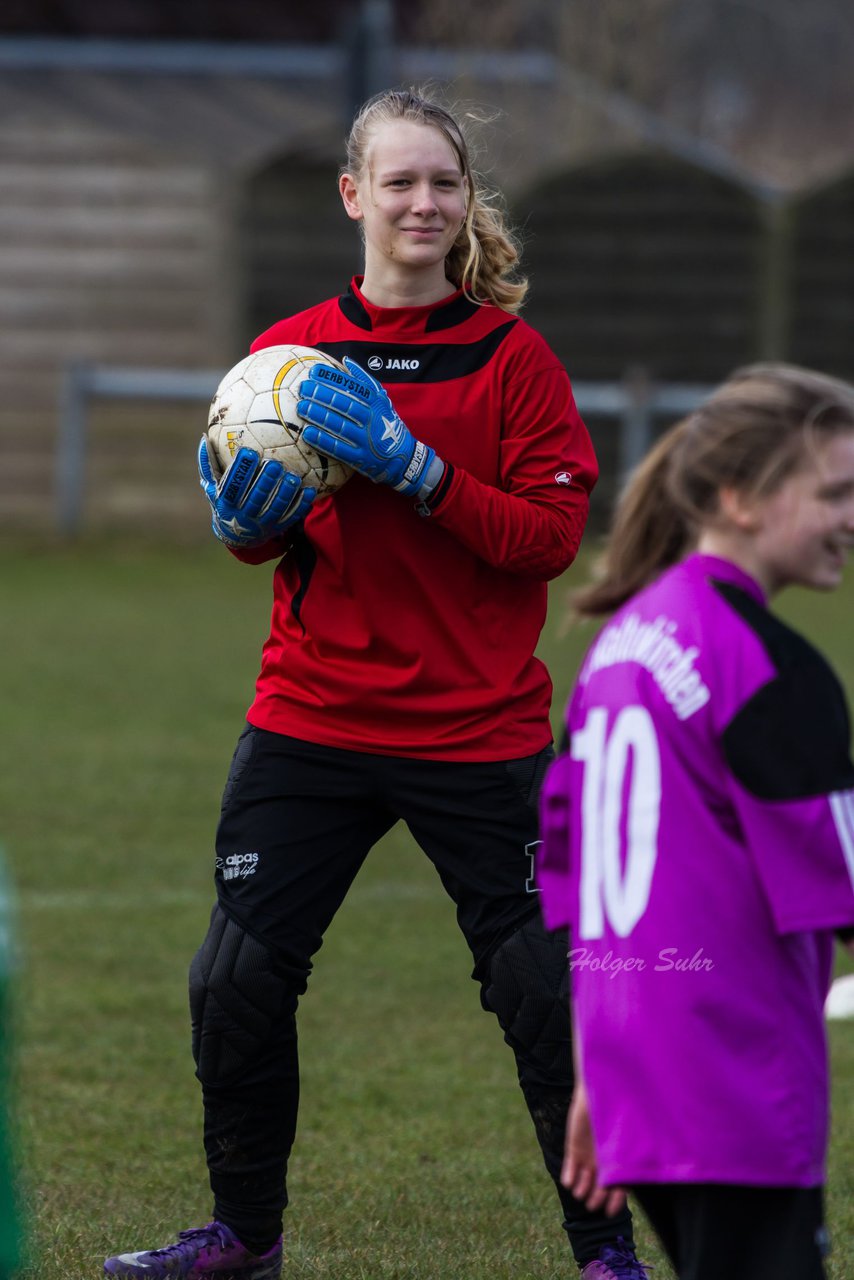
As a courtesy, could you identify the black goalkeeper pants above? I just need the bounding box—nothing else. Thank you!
[190,725,636,1266]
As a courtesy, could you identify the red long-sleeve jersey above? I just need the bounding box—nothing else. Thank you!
[235,277,598,760]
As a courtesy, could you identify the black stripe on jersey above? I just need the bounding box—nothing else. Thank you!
[288,525,317,635]
[714,579,854,800]
[317,323,517,384]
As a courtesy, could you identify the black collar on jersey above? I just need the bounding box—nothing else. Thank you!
[338,281,482,333]
[338,287,373,330]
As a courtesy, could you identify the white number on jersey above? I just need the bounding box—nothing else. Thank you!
[572,705,661,939]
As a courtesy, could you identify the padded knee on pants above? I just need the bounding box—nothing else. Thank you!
[481,913,572,1086]
[190,904,299,1086]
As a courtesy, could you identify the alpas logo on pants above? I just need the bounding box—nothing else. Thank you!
[216,851,260,880]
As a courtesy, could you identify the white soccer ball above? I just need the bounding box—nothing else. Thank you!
[206,344,352,497]
[825,973,854,1020]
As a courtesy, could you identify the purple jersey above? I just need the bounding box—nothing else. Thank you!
[538,553,854,1187]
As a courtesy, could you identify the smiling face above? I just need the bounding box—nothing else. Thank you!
[710,430,854,596]
[339,118,468,301]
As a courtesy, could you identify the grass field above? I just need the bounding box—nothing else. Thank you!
[2,536,853,1279]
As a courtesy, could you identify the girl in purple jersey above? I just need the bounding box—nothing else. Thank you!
[536,364,854,1280]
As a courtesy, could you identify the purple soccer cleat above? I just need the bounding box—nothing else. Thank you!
[581,1236,652,1279]
[103,1221,282,1280]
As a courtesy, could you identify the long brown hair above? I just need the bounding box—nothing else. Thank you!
[343,87,528,313]
[575,363,854,617]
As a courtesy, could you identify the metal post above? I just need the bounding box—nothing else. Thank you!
[757,198,793,361]
[56,362,91,538]
[619,365,653,479]
[345,0,395,118]
[362,0,394,98]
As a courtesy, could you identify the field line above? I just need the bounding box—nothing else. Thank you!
[19,880,439,912]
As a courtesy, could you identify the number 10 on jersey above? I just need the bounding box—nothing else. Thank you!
[572,706,661,940]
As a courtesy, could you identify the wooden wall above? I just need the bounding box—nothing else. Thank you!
[0,125,232,531]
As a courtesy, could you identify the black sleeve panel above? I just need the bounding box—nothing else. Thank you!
[714,580,854,801]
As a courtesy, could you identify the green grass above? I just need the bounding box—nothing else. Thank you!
[1,538,853,1279]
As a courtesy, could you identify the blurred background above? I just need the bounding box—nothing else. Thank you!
[1,0,854,534]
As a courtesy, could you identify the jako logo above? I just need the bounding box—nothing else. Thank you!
[555,471,573,486]
[367,355,421,372]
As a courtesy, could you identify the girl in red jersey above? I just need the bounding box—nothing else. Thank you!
[105,89,649,1280]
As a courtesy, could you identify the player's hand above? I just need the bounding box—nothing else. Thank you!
[197,435,315,548]
[561,1079,627,1218]
[297,357,443,499]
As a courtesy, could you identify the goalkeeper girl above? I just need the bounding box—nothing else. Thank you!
[536,363,854,1280]
[104,88,651,1280]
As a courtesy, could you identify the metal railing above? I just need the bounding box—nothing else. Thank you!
[55,360,715,537]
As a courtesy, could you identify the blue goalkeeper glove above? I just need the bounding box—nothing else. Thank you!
[297,358,444,499]
[197,435,315,548]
